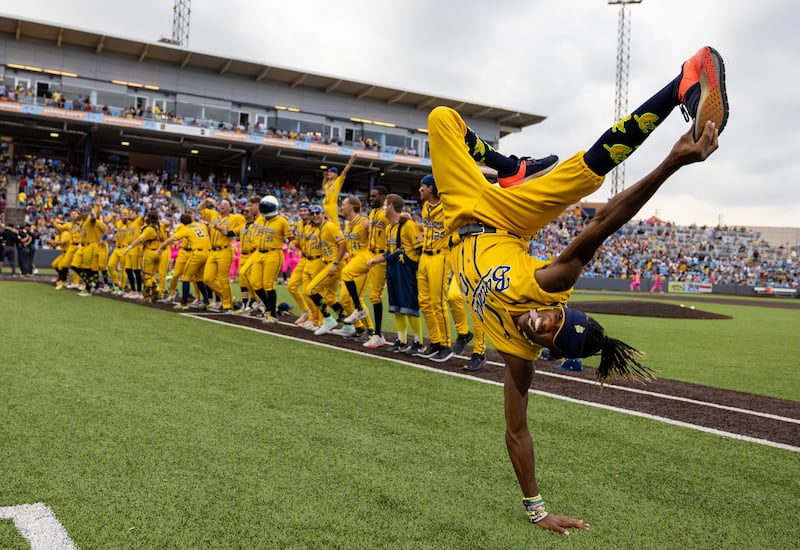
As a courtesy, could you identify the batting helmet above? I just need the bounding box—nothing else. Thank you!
[259,195,280,218]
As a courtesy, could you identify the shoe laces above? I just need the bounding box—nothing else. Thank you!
[679,104,691,123]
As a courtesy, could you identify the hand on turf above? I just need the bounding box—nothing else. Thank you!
[534,513,590,536]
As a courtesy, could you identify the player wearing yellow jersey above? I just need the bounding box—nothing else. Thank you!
[428,46,727,532]
[50,209,80,289]
[302,204,347,335]
[366,194,424,353]
[162,212,192,303]
[122,210,167,301]
[287,202,312,325]
[157,212,212,309]
[321,154,356,227]
[197,197,247,313]
[105,209,131,294]
[331,196,373,339]
[72,209,107,296]
[414,175,455,362]
[124,212,145,299]
[341,186,390,348]
[45,224,71,289]
[233,197,261,313]
[246,195,292,323]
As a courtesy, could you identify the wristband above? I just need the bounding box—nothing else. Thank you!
[523,495,549,523]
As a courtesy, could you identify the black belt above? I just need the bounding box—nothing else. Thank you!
[185,248,207,252]
[370,249,386,254]
[306,255,322,260]
[456,223,524,240]
[423,249,443,255]
[258,249,277,253]
[211,246,229,251]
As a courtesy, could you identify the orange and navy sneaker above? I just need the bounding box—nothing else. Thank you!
[678,46,729,141]
[497,154,559,188]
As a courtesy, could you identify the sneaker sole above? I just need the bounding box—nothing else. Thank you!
[521,160,557,183]
[430,352,455,363]
[695,47,728,141]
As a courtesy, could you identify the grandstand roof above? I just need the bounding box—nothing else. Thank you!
[0,15,546,136]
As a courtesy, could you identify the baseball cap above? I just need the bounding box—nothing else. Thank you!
[552,306,589,358]
[420,174,436,192]
[327,167,339,174]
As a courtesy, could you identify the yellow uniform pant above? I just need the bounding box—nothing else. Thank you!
[447,273,486,355]
[107,246,126,288]
[203,247,234,308]
[338,254,373,331]
[341,252,386,305]
[287,257,309,314]
[248,249,282,291]
[417,251,451,346]
[304,259,339,323]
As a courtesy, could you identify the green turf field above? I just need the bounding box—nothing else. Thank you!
[1,282,798,548]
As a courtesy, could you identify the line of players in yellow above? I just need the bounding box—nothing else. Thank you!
[46,157,487,370]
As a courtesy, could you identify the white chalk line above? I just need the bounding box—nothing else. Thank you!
[0,503,78,550]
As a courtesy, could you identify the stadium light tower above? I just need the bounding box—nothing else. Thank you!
[608,0,642,196]
[159,0,191,47]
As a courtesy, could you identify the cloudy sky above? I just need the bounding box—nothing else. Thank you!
[4,0,799,228]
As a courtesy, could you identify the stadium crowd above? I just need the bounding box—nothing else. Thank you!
[1,156,797,291]
[0,82,420,157]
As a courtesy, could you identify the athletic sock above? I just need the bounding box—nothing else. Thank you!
[372,302,383,336]
[344,280,362,310]
[267,289,277,316]
[463,127,517,173]
[584,76,681,176]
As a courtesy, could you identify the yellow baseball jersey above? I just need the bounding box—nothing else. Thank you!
[113,219,132,248]
[367,208,390,254]
[342,214,369,258]
[239,220,259,255]
[296,219,316,257]
[139,223,167,250]
[200,209,246,249]
[421,200,448,253]
[322,175,346,226]
[256,215,292,252]
[172,222,211,250]
[79,217,107,244]
[56,229,71,251]
[306,220,344,263]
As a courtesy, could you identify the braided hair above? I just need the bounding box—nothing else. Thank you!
[581,317,655,383]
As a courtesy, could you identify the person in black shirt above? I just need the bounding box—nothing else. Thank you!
[0,222,19,276]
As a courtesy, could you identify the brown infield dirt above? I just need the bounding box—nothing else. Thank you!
[22,277,800,449]
[193,295,800,449]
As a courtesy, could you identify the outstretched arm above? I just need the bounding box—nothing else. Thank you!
[500,351,590,535]
[341,154,356,179]
[536,122,719,293]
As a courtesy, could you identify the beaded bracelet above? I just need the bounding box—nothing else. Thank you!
[523,495,549,523]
